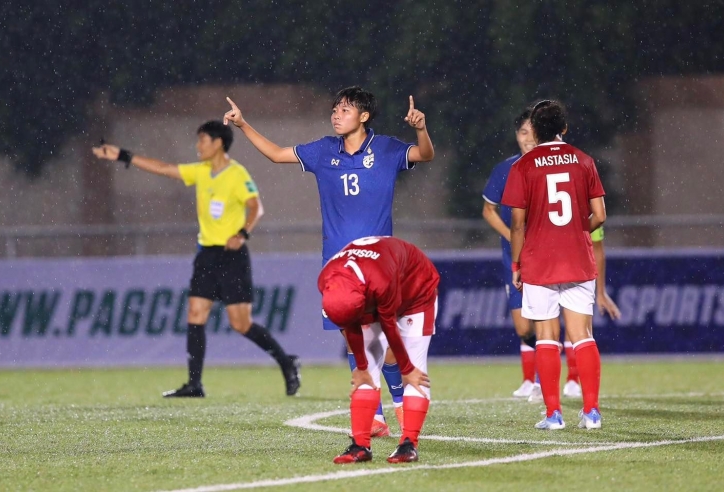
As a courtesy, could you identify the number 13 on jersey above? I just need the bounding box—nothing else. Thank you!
[341,173,360,196]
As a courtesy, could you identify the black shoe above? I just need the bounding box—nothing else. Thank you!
[282,355,301,396]
[162,383,205,398]
[387,437,418,463]
[333,439,372,464]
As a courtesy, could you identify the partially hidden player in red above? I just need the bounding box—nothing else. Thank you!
[318,236,439,463]
[502,100,607,430]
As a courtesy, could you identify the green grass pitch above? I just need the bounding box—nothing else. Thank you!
[1,359,723,491]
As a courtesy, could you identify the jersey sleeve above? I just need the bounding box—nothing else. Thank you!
[384,136,415,172]
[235,165,260,204]
[293,138,326,174]
[591,226,604,242]
[482,160,509,204]
[177,162,202,187]
[373,274,414,375]
[501,162,527,209]
[344,323,370,371]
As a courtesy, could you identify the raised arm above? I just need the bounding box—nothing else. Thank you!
[91,144,182,180]
[482,200,511,242]
[223,97,299,164]
[404,96,435,163]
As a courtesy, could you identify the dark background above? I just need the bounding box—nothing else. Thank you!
[2,0,723,217]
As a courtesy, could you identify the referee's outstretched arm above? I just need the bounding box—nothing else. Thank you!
[92,143,182,180]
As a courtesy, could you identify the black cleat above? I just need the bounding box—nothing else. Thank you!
[387,437,419,463]
[162,383,205,398]
[333,439,372,464]
[283,355,301,396]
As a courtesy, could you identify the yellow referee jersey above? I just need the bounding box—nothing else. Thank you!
[178,160,259,246]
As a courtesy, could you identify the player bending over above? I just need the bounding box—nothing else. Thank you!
[318,236,439,463]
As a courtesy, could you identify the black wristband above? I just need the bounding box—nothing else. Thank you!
[117,149,134,169]
[238,228,250,240]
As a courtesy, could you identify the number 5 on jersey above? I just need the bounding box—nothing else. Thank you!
[341,173,360,196]
[546,172,572,226]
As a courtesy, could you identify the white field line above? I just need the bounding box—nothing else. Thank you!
[284,408,617,446]
[156,435,724,492]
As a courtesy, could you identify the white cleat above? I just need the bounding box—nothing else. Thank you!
[578,408,602,429]
[535,410,566,430]
[513,380,536,398]
[563,380,582,398]
[527,383,544,404]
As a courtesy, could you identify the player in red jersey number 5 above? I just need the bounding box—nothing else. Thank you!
[501,100,607,431]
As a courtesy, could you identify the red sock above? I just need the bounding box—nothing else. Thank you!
[401,396,430,447]
[536,342,561,417]
[521,344,536,382]
[350,389,381,448]
[564,342,579,382]
[574,339,601,413]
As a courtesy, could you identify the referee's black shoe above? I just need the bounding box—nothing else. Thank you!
[283,355,301,396]
[162,383,205,398]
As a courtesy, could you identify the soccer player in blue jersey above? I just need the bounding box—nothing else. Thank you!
[482,109,538,399]
[224,86,434,435]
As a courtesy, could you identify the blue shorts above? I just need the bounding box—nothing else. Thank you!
[504,269,523,311]
[323,314,342,331]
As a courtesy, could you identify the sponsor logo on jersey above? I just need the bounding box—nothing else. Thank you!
[331,159,340,166]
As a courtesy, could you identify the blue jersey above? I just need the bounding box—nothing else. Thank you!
[482,153,521,268]
[294,129,415,260]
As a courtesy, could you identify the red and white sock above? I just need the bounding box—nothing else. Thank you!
[573,338,601,413]
[536,341,562,417]
[400,396,430,447]
[350,389,381,448]
[520,344,536,382]
[564,341,579,382]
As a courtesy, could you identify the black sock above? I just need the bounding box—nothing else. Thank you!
[521,333,537,350]
[244,323,290,369]
[187,323,206,387]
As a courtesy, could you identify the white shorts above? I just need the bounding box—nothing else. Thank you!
[521,280,595,320]
[359,303,435,399]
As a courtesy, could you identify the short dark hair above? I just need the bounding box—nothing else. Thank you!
[530,100,567,143]
[332,86,377,130]
[514,109,532,131]
[197,120,233,152]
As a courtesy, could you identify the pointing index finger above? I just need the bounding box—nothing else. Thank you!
[409,95,415,111]
[226,96,238,110]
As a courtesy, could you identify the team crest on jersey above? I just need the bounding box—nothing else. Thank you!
[363,151,375,169]
[331,159,340,166]
[406,318,413,327]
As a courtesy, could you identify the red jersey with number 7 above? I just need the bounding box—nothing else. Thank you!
[501,141,605,285]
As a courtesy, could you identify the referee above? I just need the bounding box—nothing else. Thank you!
[92,121,301,397]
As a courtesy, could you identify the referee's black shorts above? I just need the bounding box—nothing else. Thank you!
[189,244,253,305]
